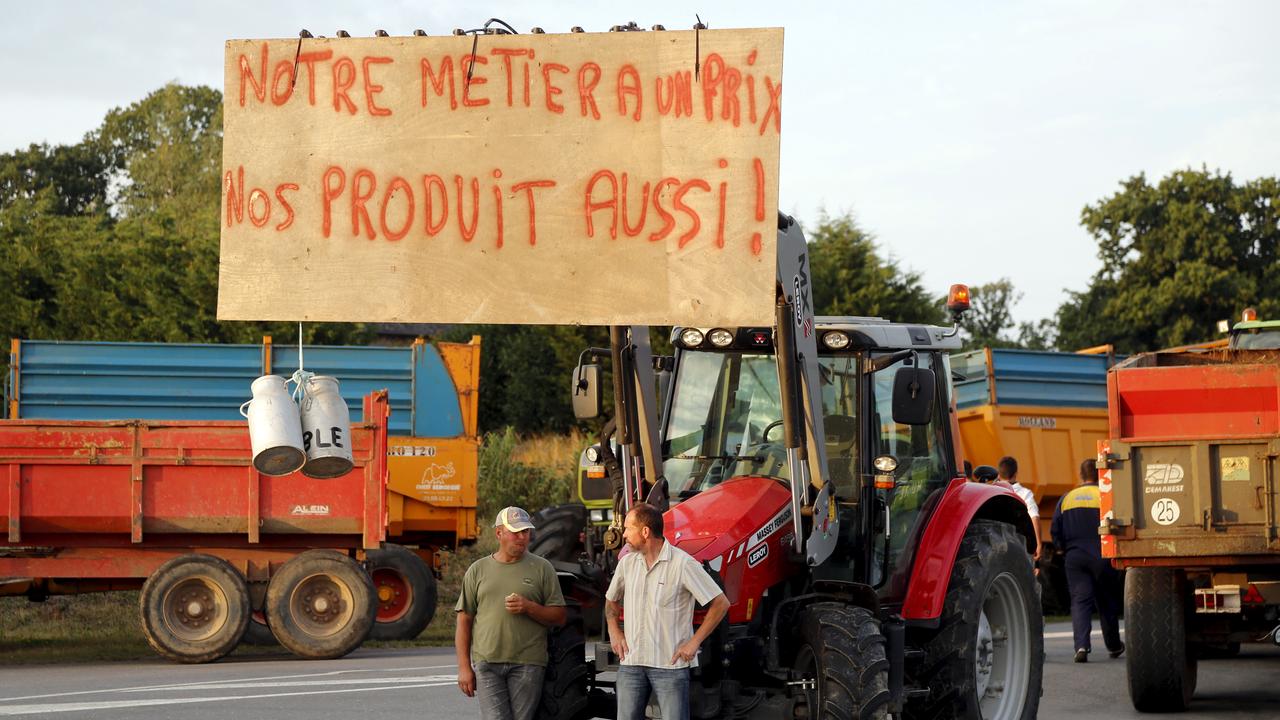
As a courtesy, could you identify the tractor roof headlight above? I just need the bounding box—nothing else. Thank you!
[585,446,601,463]
[708,329,734,347]
[680,328,705,347]
[822,331,851,350]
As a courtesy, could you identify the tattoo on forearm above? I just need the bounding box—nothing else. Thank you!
[606,603,620,621]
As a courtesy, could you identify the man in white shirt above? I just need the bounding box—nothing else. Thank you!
[998,456,1041,563]
[605,503,730,720]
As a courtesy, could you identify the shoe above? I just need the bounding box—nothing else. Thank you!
[1074,649,1089,663]
[1109,643,1125,659]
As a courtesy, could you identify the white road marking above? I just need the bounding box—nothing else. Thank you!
[0,664,457,702]
[1044,625,1124,640]
[142,675,457,691]
[0,681,456,716]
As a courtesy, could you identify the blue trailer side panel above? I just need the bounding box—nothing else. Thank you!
[10,340,464,438]
[952,348,1113,410]
[13,341,262,420]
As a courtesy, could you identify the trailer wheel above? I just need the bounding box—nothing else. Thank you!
[530,503,589,562]
[792,602,890,720]
[139,554,250,664]
[908,520,1042,720]
[265,549,376,659]
[366,544,438,641]
[535,604,590,720]
[1125,567,1196,712]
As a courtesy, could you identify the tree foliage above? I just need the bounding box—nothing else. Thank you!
[955,278,1057,350]
[0,84,369,349]
[806,213,945,324]
[1055,169,1280,352]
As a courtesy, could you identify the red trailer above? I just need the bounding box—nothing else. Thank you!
[0,392,390,663]
[1099,342,1280,712]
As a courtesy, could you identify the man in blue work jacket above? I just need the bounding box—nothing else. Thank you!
[1051,458,1124,663]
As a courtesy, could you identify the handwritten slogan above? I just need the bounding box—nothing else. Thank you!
[217,29,782,326]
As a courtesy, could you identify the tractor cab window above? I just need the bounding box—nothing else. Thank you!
[870,353,951,584]
[662,351,788,497]
[1233,328,1280,350]
[817,355,861,498]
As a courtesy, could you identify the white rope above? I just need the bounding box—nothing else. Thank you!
[288,321,314,404]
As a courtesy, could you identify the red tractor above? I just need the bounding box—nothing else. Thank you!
[533,214,1043,720]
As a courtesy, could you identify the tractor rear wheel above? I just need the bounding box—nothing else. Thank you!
[1125,567,1196,712]
[530,503,589,562]
[366,544,438,641]
[139,554,250,663]
[535,603,590,720]
[265,550,376,659]
[792,602,890,720]
[908,520,1042,720]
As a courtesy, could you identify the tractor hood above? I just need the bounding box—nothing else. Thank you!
[664,476,794,572]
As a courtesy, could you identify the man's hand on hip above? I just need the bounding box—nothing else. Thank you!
[670,638,700,665]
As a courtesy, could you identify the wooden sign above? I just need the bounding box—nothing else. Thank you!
[218,29,782,326]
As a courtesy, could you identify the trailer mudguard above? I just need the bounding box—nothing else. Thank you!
[900,478,1035,621]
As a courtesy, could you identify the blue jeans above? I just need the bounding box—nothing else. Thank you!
[474,662,545,720]
[617,665,690,720]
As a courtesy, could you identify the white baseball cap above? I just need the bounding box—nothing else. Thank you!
[495,506,536,532]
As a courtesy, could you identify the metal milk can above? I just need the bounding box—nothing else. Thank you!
[299,375,354,478]
[240,375,306,476]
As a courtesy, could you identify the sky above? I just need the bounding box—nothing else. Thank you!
[2,0,1276,326]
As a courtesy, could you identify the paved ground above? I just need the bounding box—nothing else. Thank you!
[2,621,1279,718]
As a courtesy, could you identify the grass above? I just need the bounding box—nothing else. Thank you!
[0,533,501,666]
[0,431,580,665]
[512,430,588,482]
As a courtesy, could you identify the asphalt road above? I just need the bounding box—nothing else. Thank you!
[2,622,1279,719]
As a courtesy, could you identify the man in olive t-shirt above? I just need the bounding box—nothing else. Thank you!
[455,507,566,720]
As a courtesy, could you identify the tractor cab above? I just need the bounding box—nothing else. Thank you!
[1228,311,1280,350]
[663,316,964,598]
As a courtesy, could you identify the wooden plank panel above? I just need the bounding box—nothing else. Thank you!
[218,30,783,327]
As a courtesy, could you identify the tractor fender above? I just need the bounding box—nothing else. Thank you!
[900,478,1035,622]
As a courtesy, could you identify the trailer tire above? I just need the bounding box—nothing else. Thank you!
[793,602,890,720]
[266,550,376,660]
[139,554,250,664]
[908,520,1042,720]
[366,544,438,641]
[1125,567,1196,712]
[535,604,590,720]
[530,504,589,562]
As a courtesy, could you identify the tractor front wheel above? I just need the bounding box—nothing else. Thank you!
[535,604,590,720]
[908,520,1042,720]
[792,602,890,720]
[529,504,589,562]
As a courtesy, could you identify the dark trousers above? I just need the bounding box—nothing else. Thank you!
[1065,550,1123,653]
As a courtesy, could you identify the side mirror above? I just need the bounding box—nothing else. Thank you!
[572,364,602,420]
[891,365,936,425]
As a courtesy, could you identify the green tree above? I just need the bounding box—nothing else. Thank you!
[806,212,945,324]
[1055,169,1280,352]
[958,279,1020,348]
[0,83,370,350]
[952,278,1058,350]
